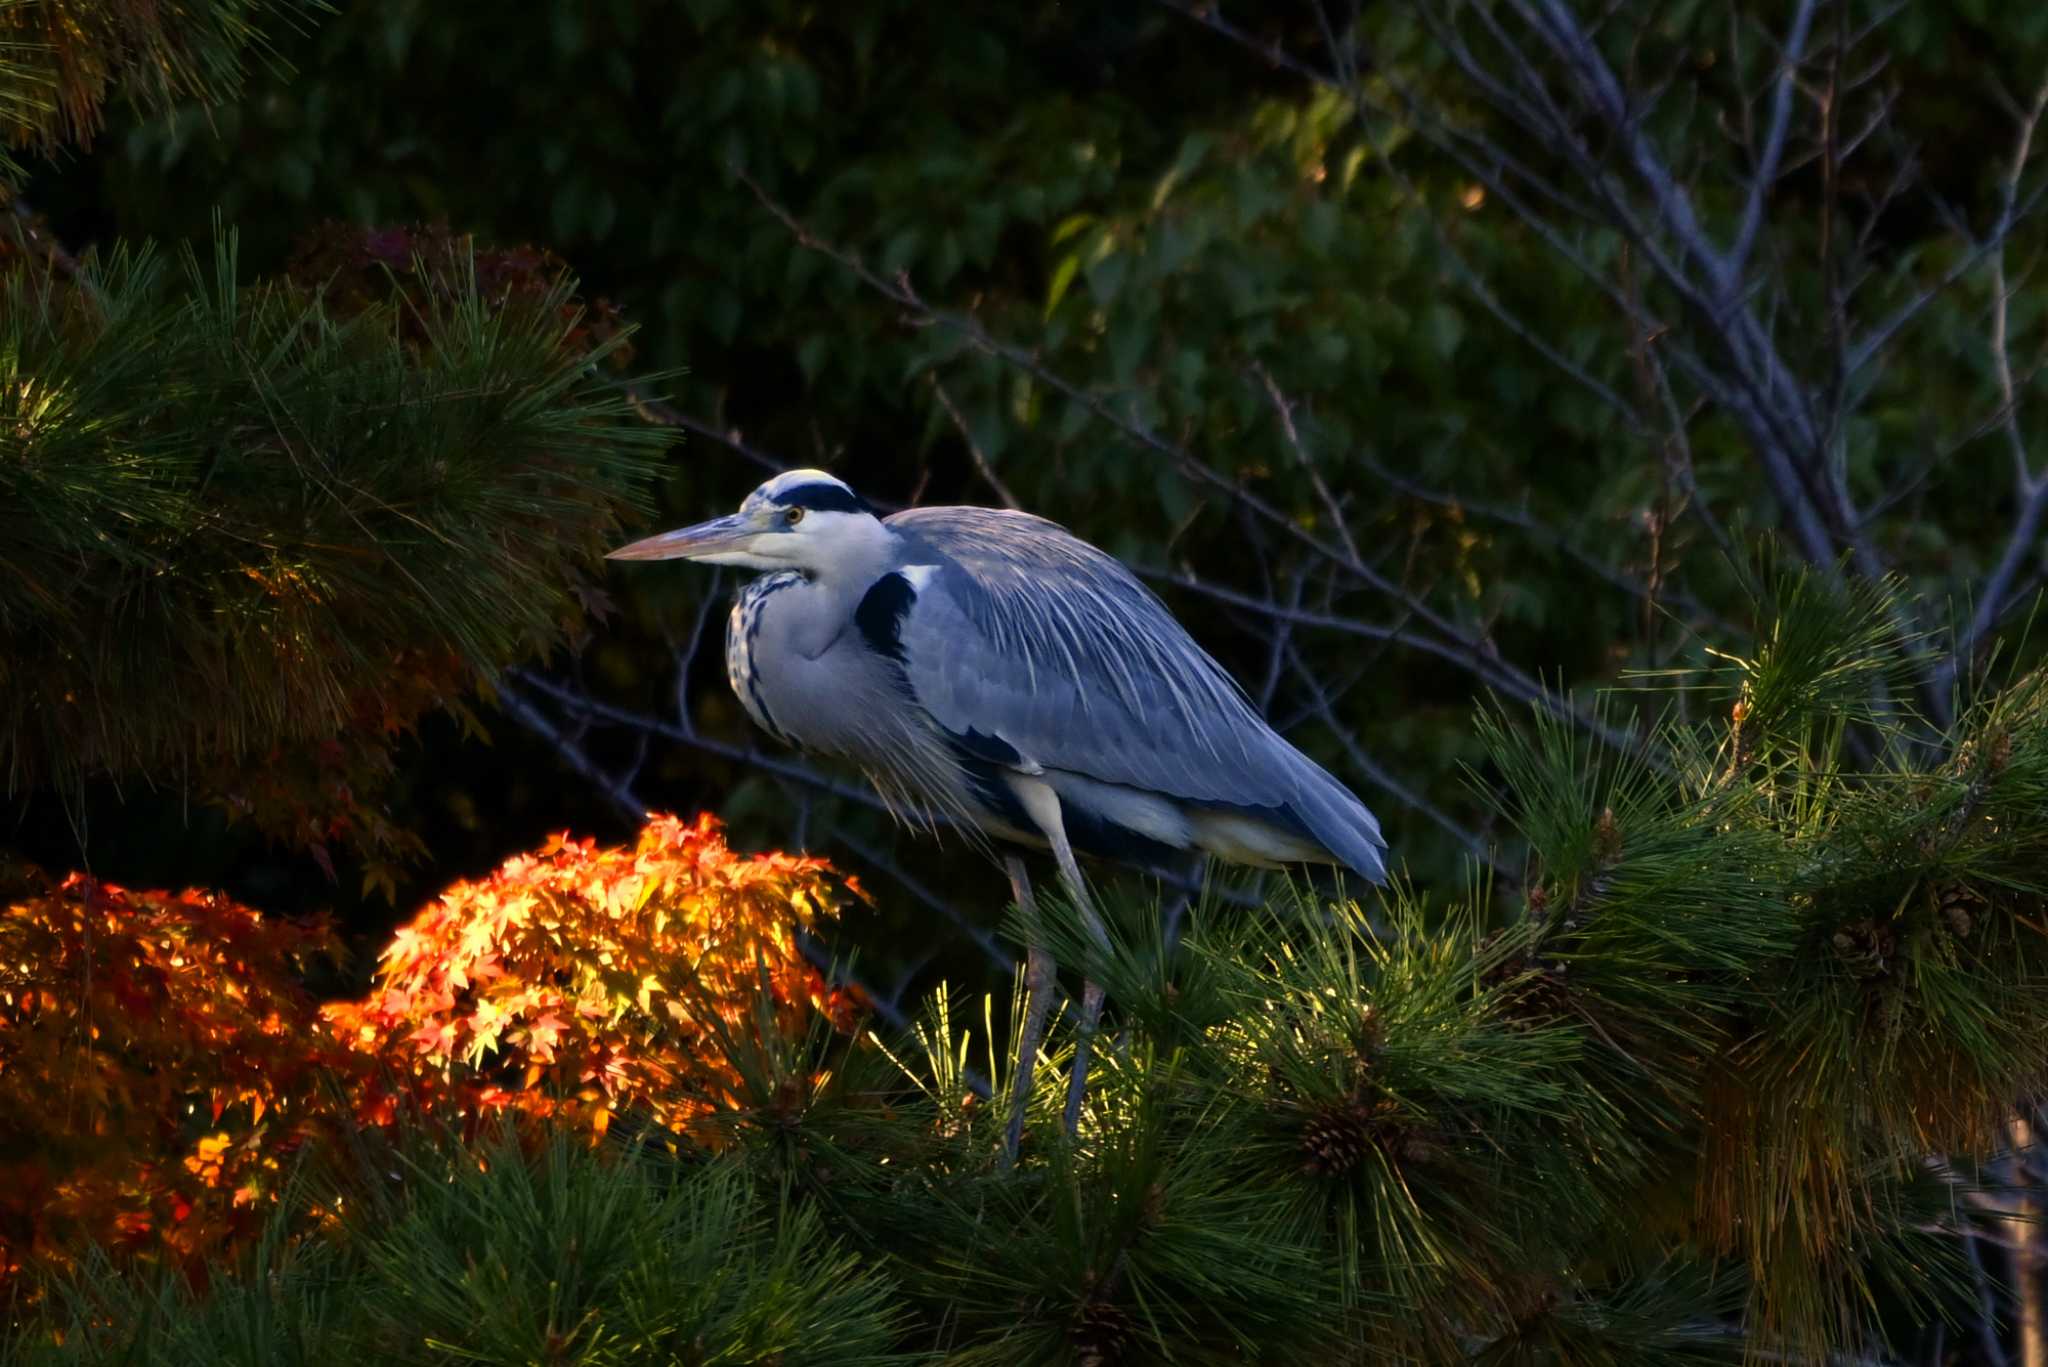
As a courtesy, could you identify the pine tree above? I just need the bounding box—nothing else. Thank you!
[1,3,670,880]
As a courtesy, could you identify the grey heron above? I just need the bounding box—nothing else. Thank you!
[609,469,1387,1156]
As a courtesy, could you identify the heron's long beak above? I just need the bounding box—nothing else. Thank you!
[606,513,757,562]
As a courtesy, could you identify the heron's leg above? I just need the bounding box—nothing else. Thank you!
[1003,854,1057,1167]
[1003,776,1115,958]
[1035,796,1112,1133]
[1002,775,1114,1136]
[1063,975,1107,1134]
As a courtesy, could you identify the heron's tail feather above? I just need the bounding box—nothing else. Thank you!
[1283,753,1389,887]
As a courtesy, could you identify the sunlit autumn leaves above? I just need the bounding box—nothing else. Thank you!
[0,867,346,1286]
[0,814,857,1291]
[325,811,862,1137]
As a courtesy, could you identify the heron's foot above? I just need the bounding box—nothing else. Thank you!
[1062,978,1107,1136]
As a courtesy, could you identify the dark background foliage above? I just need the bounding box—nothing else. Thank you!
[9,0,2047,1016]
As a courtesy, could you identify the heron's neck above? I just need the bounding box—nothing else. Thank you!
[768,526,902,658]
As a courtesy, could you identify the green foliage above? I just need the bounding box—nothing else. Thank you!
[17,1178,351,1367]
[0,231,668,869]
[0,0,321,190]
[13,1132,915,1367]
[348,1133,909,1366]
[920,1062,1340,1365]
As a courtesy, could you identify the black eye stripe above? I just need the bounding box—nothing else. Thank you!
[766,483,873,515]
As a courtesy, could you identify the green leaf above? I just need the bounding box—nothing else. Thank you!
[1044,252,1080,321]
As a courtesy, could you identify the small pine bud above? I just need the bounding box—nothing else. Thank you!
[770,1077,806,1130]
[1140,1182,1167,1229]
[1592,807,1621,862]
[1351,1005,1384,1059]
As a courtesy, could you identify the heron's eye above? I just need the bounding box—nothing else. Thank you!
[784,507,805,527]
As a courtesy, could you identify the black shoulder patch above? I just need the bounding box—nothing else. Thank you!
[952,727,1021,766]
[770,482,874,515]
[854,571,917,663]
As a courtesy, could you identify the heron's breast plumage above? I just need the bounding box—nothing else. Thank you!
[725,567,987,840]
[725,571,802,744]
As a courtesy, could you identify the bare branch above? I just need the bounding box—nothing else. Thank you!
[508,665,903,815]
[833,828,1016,976]
[1252,362,1362,567]
[1135,562,1642,752]
[670,573,723,713]
[1167,1,1985,728]
[1729,0,1819,276]
[1933,79,2048,704]
[930,374,1022,510]
[1847,179,2048,381]
[1254,568,1304,716]
[494,677,647,822]
[1162,0,1854,582]
[604,378,793,478]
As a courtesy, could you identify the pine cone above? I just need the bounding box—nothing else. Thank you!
[1830,918,1895,978]
[1933,883,1984,939]
[1071,1297,1135,1366]
[1300,1098,1380,1177]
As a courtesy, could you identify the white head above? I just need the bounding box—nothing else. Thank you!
[606,469,893,577]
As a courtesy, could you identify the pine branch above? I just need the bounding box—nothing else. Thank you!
[1,231,671,840]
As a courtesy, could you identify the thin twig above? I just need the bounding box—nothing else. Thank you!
[1933,78,2048,707]
[494,678,647,822]
[833,829,1016,975]
[1730,0,1820,276]
[1252,362,1361,565]
[606,379,792,478]
[930,375,1022,510]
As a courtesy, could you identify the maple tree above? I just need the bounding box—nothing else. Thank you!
[324,810,862,1140]
[0,861,354,1287]
[0,814,857,1294]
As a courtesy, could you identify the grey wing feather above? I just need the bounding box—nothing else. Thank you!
[885,506,1387,881]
